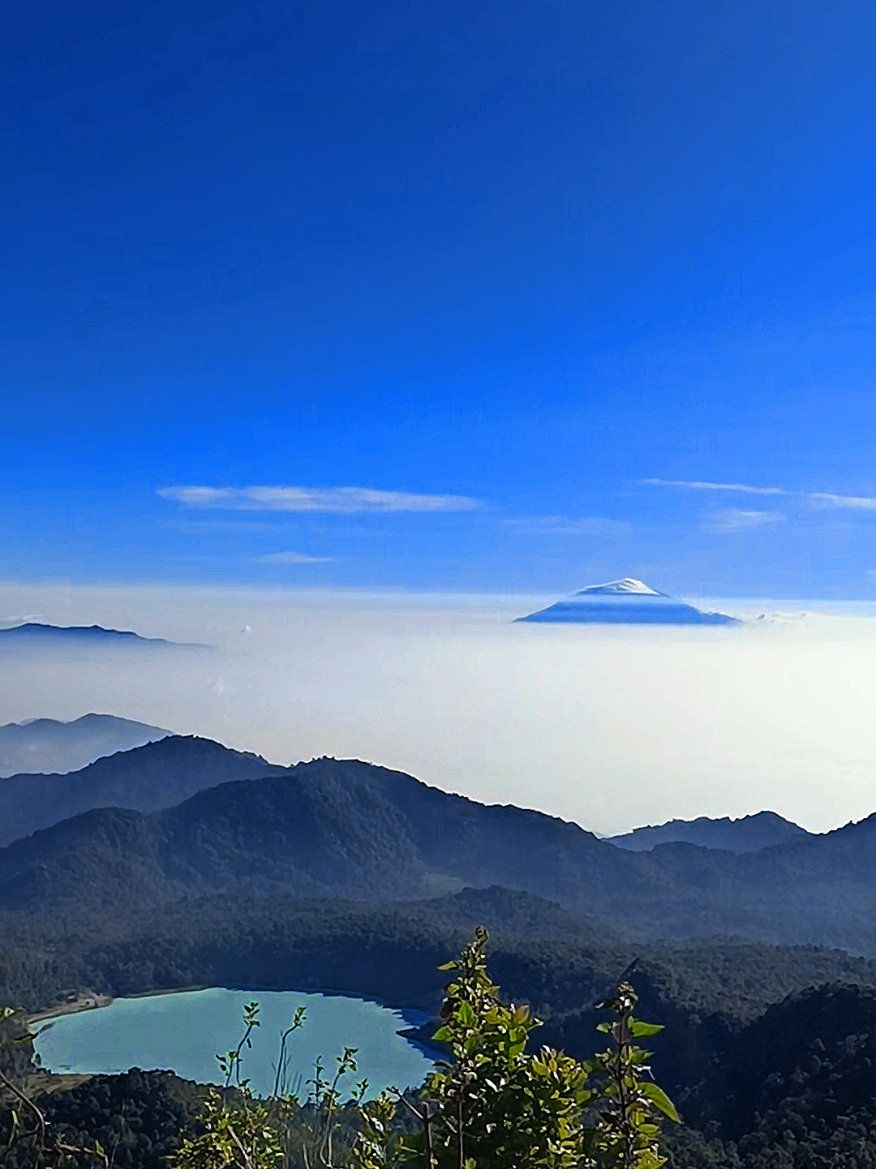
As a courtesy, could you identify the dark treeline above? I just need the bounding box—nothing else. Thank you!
[7,887,876,1021]
[0,1072,202,1169]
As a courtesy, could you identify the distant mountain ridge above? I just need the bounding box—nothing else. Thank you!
[0,622,172,643]
[518,578,739,625]
[4,744,876,952]
[0,623,206,649]
[609,810,811,854]
[0,714,169,777]
[0,736,285,846]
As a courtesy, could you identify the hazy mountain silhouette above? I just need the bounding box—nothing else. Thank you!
[3,745,876,951]
[609,811,811,854]
[0,736,285,847]
[518,578,739,625]
[0,714,169,777]
[0,623,208,650]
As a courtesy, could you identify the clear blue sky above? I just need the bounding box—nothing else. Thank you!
[3,0,876,596]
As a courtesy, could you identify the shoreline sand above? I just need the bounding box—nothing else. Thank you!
[27,994,113,1027]
[26,985,218,1028]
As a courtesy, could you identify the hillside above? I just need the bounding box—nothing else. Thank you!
[0,756,636,910]
[4,746,876,951]
[0,713,169,777]
[609,810,811,853]
[0,736,284,847]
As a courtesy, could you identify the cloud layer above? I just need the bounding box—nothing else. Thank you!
[158,486,481,513]
[5,582,876,836]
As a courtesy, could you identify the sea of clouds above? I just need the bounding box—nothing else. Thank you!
[1,581,875,836]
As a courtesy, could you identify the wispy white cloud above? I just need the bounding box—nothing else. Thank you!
[809,492,876,512]
[172,519,290,533]
[643,478,788,496]
[258,551,333,564]
[646,479,876,522]
[503,515,631,535]
[707,509,785,532]
[158,486,481,513]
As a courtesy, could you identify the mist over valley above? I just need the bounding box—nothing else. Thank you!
[1,581,873,837]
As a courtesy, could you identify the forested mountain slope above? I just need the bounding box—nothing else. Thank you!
[0,757,640,910]
[0,736,285,846]
[3,749,876,951]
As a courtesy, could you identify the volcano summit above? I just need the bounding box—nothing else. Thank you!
[518,578,740,625]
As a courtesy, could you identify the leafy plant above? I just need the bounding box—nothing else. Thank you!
[395,924,597,1168]
[171,1004,368,1169]
[381,928,678,1169]
[587,982,680,1169]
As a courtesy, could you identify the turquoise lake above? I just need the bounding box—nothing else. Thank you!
[32,988,435,1098]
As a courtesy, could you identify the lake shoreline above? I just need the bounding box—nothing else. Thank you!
[27,986,217,1027]
[31,986,435,1098]
[27,993,114,1027]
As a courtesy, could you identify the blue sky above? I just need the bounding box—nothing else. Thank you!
[3,0,876,596]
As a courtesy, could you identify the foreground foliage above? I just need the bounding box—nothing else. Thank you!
[11,931,876,1166]
[169,928,677,1169]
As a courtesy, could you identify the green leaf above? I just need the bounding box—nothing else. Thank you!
[629,1020,664,1037]
[458,1000,476,1025]
[642,1082,680,1123]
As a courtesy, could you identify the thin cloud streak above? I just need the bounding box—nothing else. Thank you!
[643,478,788,496]
[707,509,785,532]
[158,486,482,513]
[809,493,876,511]
[503,515,631,535]
[647,480,876,520]
[259,552,333,564]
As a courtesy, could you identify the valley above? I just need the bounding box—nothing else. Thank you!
[4,734,876,1166]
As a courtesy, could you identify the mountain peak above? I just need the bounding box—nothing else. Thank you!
[517,579,740,626]
[0,713,170,779]
[574,578,663,597]
[0,735,284,847]
[608,810,811,854]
